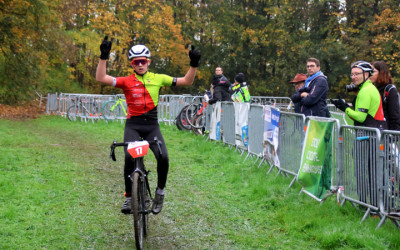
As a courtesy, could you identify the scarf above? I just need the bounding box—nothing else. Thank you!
[305,71,322,87]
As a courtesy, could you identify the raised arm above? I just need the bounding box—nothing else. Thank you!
[176,46,201,86]
[95,36,115,86]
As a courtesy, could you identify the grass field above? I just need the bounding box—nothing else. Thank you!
[1,116,400,249]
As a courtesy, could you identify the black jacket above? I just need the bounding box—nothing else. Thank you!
[377,84,400,131]
[300,75,330,117]
[209,75,232,105]
[291,91,302,113]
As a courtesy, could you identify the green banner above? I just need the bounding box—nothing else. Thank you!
[297,119,334,200]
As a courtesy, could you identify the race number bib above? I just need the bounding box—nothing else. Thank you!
[127,141,150,158]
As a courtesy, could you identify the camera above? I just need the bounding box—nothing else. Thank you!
[345,84,360,92]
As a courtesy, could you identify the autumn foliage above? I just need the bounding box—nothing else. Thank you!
[0,0,399,105]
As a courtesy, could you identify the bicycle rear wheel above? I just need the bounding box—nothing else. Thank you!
[67,105,79,121]
[132,172,146,250]
[102,101,122,121]
[176,105,192,131]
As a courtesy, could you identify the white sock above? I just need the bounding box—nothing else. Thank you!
[156,188,165,196]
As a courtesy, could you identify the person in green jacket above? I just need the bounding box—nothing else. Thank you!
[331,61,387,130]
[231,73,250,103]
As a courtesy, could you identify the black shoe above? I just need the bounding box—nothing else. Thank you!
[152,193,164,214]
[121,198,132,214]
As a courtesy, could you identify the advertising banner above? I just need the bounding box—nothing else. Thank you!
[263,106,280,167]
[297,118,334,200]
[235,103,250,148]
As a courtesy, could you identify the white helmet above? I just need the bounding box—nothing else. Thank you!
[128,45,151,60]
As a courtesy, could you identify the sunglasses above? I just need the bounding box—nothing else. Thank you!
[131,59,148,66]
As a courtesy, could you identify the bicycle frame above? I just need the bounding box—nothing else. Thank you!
[110,98,127,116]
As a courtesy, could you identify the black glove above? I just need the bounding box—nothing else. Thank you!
[189,45,201,67]
[212,75,220,85]
[330,95,349,112]
[100,36,112,60]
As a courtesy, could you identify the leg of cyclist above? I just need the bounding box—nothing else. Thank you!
[144,124,169,215]
[122,120,142,214]
[122,118,169,214]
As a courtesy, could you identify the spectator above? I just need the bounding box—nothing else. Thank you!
[331,61,387,130]
[289,73,307,113]
[298,58,330,117]
[370,61,400,131]
[208,67,232,105]
[231,73,250,103]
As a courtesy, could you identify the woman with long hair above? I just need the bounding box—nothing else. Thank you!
[370,61,400,130]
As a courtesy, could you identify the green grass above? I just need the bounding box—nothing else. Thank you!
[1,116,399,249]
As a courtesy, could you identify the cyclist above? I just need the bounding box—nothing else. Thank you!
[331,61,387,130]
[96,36,201,214]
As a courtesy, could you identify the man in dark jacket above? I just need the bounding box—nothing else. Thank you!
[208,67,232,105]
[298,58,330,117]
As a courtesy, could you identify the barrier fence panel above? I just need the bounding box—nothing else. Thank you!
[158,95,169,123]
[247,105,265,161]
[250,96,292,105]
[377,131,400,229]
[169,95,186,125]
[46,92,58,114]
[221,102,236,147]
[277,111,306,179]
[205,104,213,132]
[338,125,381,221]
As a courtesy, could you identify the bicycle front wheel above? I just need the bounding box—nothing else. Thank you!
[191,113,206,135]
[185,103,200,128]
[67,105,79,121]
[132,172,146,250]
[102,101,122,121]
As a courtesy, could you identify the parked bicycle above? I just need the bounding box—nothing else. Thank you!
[67,97,102,122]
[102,96,127,121]
[184,95,209,135]
[110,138,163,250]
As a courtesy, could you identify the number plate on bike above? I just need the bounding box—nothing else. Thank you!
[127,141,150,158]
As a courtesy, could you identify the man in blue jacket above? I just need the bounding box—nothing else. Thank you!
[298,57,330,117]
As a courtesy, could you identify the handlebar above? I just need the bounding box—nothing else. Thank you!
[110,137,163,161]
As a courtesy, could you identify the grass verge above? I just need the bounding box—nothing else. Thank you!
[0,116,399,249]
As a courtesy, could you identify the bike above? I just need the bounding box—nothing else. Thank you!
[67,97,102,122]
[184,96,208,135]
[110,138,162,250]
[102,96,127,121]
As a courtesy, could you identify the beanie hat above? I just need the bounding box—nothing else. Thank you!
[234,73,245,83]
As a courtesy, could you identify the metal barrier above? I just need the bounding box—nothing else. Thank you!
[377,131,400,229]
[276,111,306,186]
[220,102,236,147]
[338,125,381,220]
[250,96,292,107]
[46,92,58,114]
[247,105,265,162]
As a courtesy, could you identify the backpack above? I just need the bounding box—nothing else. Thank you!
[383,84,400,107]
